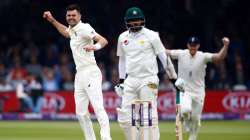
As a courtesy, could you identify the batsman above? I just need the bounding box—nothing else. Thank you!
[115,7,177,140]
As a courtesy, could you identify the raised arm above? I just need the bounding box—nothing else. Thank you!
[43,11,70,38]
[212,37,230,63]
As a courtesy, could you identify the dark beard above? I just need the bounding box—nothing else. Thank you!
[130,26,142,32]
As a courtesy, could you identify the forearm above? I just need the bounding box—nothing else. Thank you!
[218,45,228,59]
[212,45,228,63]
[212,37,230,63]
[118,56,126,80]
[50,20,70,38]
[158,52,167,69]
[94,33,108,48]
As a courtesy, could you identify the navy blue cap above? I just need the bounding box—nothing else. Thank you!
[187,36,200,44]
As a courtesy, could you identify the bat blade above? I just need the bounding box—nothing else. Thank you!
[175,105,183,140]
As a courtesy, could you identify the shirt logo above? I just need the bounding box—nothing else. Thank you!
[138,40,144,45]
[133,10,137,15]
[124,40,129,45]
[147,83,158,89]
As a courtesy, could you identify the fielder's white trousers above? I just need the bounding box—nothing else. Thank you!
[180,92,204,140]
[74,66,112,140]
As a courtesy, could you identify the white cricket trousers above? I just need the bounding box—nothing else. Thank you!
[74,66,112,140]
[180,92,204,140]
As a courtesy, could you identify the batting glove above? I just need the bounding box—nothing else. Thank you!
[175,78,185,92]
[114,83,124,97]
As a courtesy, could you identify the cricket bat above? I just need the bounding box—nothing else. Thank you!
[175,90,183,140]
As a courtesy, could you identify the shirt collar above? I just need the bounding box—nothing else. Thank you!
[69,20,82,31]
[129,27,145,37]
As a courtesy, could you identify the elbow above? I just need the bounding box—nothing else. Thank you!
[63,34,70,38]
[104,38,108,47]
[218,55,227,62]
[101,37,108,47]
[215,59,223,64]
[166,49,171,56]
[213,57,224,64]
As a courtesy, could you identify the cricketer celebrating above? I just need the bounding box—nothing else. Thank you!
[115,7,176,140]
[43,4,112,140]
[166,36,230,140]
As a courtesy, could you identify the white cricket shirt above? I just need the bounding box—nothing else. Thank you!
[67,21,97,71]
[117,28,165,77]
[170,49,213,98]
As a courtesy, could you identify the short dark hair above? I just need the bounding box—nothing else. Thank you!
[66,4,81,13]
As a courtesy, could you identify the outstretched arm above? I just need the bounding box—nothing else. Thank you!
[165,49,171,56]
[212,37,230,63]
[43,11,70,38]
[158,52,177,79]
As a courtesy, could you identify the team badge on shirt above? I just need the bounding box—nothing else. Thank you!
[138,40,145,45]
[123,40,129,45]
[147,82,158,89]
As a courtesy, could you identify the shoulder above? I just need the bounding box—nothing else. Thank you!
[197,51,203,55]
[118,30,129,40]
[143,28,159,38]
[175,49,187,54]
[197,51,213,60]
[169,49,186,58]
[78,23,94,31]
[197,51,209,57]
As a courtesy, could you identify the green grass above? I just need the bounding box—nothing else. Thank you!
[0,120,249,140]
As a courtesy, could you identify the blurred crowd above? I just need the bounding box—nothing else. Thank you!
[0,0,250,93]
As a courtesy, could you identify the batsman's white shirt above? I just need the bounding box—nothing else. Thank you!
[117,28,165,77]
[67,21,97,71]
[170,49,213,98]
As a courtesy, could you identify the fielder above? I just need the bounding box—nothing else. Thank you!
[43,4,112,140]
[115,7,177,140]
[166,36,230,140]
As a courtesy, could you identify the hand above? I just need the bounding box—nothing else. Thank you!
[83,45,96,52]
[114,83,124,97]
[43,11,55,23]
[222,37,230,47]
[175,78,185,92]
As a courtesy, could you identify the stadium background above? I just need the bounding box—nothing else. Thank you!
[0,0,249,140]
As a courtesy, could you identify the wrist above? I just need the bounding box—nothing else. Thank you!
[119,79,125,84]
[49,19,55,23]
[93,43,102,50]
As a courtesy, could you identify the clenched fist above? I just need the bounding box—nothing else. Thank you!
[222,37,230,47]
[43,11,55,23]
